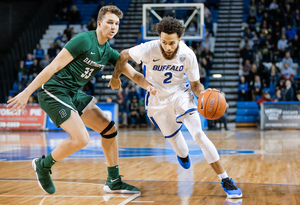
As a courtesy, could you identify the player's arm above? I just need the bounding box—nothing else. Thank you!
[190,80,205,98]
[108,49,133,90]
[122,63,156,95]
[7,48,74,112]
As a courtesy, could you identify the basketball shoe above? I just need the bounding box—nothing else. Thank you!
[177,155,191,169]
[221,177,242,198]
[103,176,140,194]
[32,156,55,194]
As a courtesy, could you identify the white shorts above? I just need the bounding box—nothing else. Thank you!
[146,88,198,138]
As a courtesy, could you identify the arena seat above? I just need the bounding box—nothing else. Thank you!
[236,101,259,127]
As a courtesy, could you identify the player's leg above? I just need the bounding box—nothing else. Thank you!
[81,102,140,194]
[147,103,191,169]
[32,110,89,194]
[33,85,90,194]
[182,112,242,198]
[165,131,190,169]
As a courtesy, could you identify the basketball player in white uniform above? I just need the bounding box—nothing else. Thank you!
[109,17,242,198]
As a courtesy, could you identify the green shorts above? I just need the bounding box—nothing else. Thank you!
[37,78,94,127]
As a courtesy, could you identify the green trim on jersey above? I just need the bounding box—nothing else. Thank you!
[53,30,119,89]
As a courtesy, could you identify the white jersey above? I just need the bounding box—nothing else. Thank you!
[129,40,200,99]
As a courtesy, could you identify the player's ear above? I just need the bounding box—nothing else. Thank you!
[178,37,182,42]
[97,21,101,28]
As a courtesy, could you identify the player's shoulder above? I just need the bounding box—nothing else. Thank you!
[140,39,160,48]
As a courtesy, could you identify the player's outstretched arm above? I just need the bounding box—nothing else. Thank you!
[108,49,132,90]
[7,48,74,113]
[122,63,157,96]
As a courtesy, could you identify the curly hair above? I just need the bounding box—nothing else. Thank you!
[97,5,123,21]
[156,17,185,38]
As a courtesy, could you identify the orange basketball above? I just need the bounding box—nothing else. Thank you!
[197,90,227,120]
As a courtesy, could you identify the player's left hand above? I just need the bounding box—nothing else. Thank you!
[6,90,30,113]
[108,76,121,90]
[147,85,157,96]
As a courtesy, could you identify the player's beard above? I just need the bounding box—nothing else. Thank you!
[160,45,179,60]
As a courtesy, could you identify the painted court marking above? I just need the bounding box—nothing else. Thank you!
[0,180,142,205]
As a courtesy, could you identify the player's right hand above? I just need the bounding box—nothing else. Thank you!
[108,76,121,90]
[6,90,30,113]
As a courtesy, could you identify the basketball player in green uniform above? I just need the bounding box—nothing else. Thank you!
[7,5,156,194]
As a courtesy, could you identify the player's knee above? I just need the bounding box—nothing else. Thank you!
[100,121,118,139]
[193,130,206,146]
[74,134,90,149]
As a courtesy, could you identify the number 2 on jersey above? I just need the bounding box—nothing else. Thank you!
[163,72,172,84]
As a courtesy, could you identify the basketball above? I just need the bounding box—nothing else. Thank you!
[197,90,227,120]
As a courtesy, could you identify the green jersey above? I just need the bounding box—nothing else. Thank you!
[54,30,119,89]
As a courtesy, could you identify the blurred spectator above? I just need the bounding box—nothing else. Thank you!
[127,85,139,101]
[199,62,207,85]
[241,46,254,64]
[58,33,69,49]
[205,17,214,36]
[269,64,280,95]
[186,21,197,36]
[204,5,212,19]
[34,44,45,62]
[257,90,274,108]
[285,25,296,40]
[294,9,300,28]
[251,75,264,101]
[275,77,286,93]
[283,5,293,26]
[201,46,213,71]
[282,79,294,101]
[200,57,210,76]
[242,59,251,77]
[68,5,81,24]
[248,63,258,85]
[288,34,300,61]
[28,58,42,82]
[64,25,73,40]
[117,98,128,128]
[240,36,253,51]
[17,60,28,91]
[54,32,63,45]
[87,17,97,30]
[277,35,289,58]
[77,24,88,33]
[253,49,263,66]
[281,52,293,70]
[243,27,254,39]
[269,0,278,10]
[281,62,295,81]
[238,75,250,101]
[128,96,139,128]
[200,35,211,51]
[58,6,69,22]
[259,20,271,35]
[247,11,257,31]
[39,54,51,69]
[47,43,58,60]
[274,89,283,102]
[24,53,34,71]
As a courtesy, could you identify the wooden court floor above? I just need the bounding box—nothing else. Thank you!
[1,129,300,205]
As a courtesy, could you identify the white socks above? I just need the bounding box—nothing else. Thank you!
[218,171,228,180]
